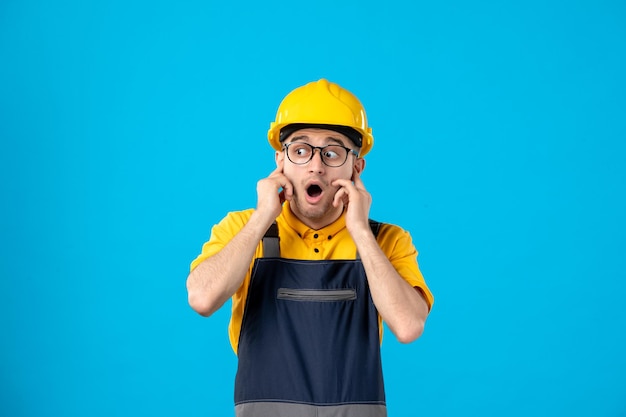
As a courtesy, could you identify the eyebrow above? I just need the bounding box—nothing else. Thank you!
[289,135,346,147]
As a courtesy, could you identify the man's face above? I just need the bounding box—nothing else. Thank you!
[276,128,364,228]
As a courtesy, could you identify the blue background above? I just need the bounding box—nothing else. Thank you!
[1,0,625,416]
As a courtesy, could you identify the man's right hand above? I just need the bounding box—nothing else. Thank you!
[255,161,293,224]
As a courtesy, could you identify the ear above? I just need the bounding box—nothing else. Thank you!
[354,157,365,174]
[275,150,284,167]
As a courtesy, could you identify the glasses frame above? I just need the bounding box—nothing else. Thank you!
[282,142,359,167]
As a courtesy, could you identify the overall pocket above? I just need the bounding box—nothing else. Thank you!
[277,288,357,302]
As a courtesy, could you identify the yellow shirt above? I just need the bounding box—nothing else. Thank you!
[190,202,434,353]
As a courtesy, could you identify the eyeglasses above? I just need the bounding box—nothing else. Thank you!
[283,142,359,167]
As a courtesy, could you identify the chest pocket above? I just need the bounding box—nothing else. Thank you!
[277,287,357,301]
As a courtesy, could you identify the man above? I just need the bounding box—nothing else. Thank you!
[187,79,434,417]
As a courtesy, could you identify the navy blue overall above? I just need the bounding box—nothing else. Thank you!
[234,222,387,417]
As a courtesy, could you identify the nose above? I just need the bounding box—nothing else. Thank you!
[308,148,325,173]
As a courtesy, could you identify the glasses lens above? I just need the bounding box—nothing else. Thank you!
[321,145,348,167]
[287,143,313,164]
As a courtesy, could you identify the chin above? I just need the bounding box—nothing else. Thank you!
[293,198,333,221]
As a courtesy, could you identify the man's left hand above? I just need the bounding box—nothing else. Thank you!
[332,168,372,236]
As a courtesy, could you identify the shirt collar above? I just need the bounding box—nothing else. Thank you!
[282,201,347,237]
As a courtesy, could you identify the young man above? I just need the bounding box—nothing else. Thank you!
[187,79,434,417]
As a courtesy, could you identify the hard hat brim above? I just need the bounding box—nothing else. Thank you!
[278,123,363,148]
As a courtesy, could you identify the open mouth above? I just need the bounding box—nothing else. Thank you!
[306,184,323,198]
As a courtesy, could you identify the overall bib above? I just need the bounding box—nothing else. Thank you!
[234,222,387,417]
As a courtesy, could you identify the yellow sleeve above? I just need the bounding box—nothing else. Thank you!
[189,209,259,354]
[377,223,434,311]
[189,209,256,271]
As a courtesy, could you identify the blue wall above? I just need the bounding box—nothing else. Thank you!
[1,1,625,416]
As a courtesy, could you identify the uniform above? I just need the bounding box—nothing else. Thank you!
[190,202,434,416]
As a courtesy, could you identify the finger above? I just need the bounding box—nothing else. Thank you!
[333,187,349,208]
[269,164,283,177]
[268,160,291,188]
[332,190,342,208]
[282,178,294,200]
[270,170,293,200]
[332,178,353,189]
[352,168,366,190]
[271,156,288,176]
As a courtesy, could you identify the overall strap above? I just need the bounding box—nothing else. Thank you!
[368,219,382,238]
[262,222,280,258]
[262,220,383,258]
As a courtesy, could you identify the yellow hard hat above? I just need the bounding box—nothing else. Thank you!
[268,79,374,156]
